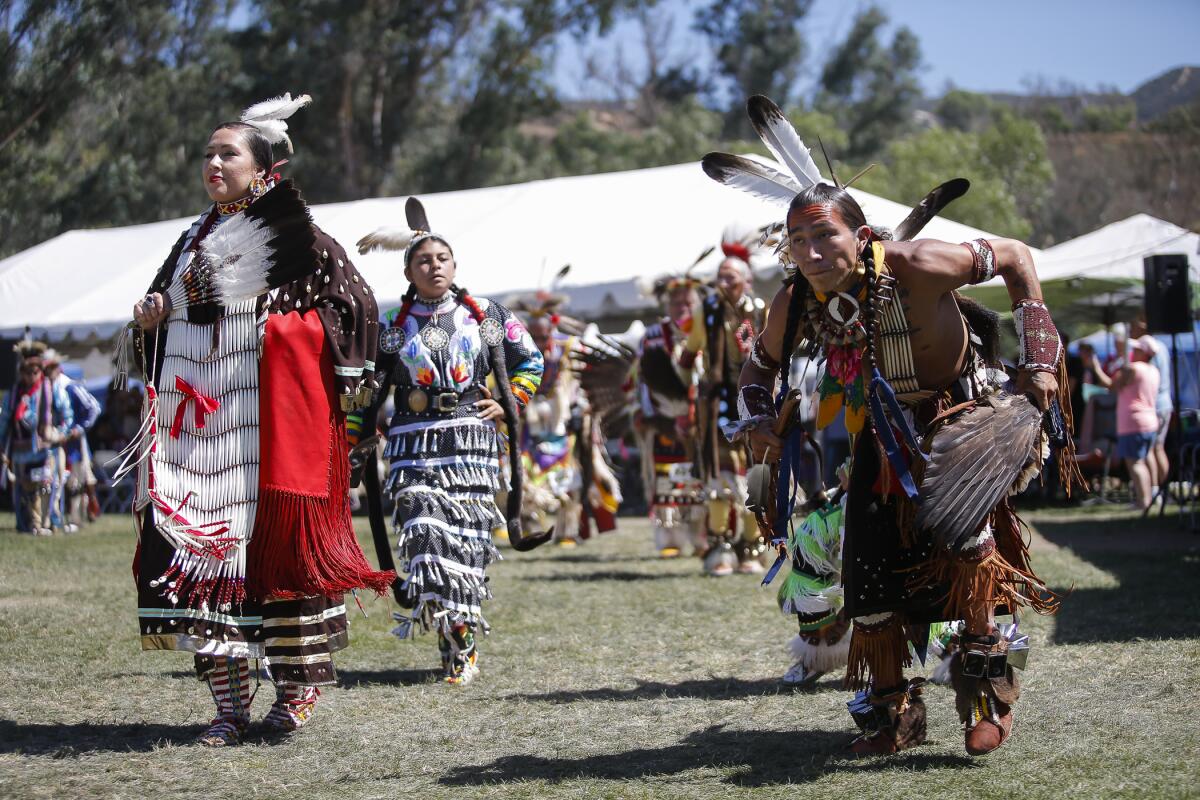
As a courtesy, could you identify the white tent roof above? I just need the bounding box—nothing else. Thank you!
[0,160,1008,340]
[1036,212,1200,282]
[962,212,1200,320]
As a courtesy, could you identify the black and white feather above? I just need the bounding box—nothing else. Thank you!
[240,92,312,154]
[405,197,432,233]
[701,153,803,207]
[166,181,318,310]
[702,94,826,206]
[355,197,442,260]
[746,95,823,189]
[893,178,970,242]
[356,227,416,255]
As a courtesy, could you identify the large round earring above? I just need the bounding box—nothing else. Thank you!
[249,176,267,198]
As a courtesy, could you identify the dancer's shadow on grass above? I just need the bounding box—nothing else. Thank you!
[0,719,206,755]
[438,724,977,787]
[507,552,653,564]
[1033,514,1200,644]
[337,667,441,688]
[507,675,842,703]
[519,570,688,583]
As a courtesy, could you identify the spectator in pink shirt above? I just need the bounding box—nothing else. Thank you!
[1093,337,1160,509]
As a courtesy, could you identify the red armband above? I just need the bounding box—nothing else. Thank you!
[963,238,997,284]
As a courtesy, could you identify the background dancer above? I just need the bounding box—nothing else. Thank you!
[1,340,72,535]
[44,351,102,530]
[636,274,706,559]
[125,93,391,746]
[357,198,545,685]
[678,227,769,575]
[515,290,622,546]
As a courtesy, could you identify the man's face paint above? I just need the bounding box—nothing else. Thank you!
[786,202,868,295]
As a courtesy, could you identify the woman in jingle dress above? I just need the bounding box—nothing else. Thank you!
[357,199,543,685]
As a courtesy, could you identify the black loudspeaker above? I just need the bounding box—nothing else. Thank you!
[1143,254,1192,334]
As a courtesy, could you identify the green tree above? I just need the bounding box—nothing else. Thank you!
[1079,101,1136,132]
[855,120,1054,241]
[0,0,240,257]
[815,5,922,161]
[695,0,813,137]
[935,89,999,132]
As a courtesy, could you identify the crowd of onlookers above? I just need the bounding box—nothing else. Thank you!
[1067,316,1174,510]
[1,343,147,532]
[5,317,1184,526]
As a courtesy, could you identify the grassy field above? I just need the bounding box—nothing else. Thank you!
[1,504,1198,800]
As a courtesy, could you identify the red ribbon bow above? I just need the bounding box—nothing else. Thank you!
[170,376,220,439]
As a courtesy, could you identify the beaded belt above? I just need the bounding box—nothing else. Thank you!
[395,386,482,416]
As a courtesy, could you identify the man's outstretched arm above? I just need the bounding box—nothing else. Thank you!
[889,237,1060,409]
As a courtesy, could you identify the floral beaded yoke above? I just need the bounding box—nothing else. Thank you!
[384,295,542,404]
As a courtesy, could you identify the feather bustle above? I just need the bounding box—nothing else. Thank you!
[917,394,1042,546]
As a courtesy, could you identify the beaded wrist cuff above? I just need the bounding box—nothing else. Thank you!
[749,334,781,371]
[1012,299,1061,372]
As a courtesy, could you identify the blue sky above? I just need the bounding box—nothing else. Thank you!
[555,0,1200,100]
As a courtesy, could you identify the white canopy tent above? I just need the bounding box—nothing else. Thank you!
[1038,213,1200,283]
[963,213,1200,324]
[0,160,1010,341]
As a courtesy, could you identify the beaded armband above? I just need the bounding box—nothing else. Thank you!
[1012,299,1062,373]
[963,239,997,284]
[749,334,781,371]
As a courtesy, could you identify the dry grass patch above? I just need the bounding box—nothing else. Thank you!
[0,504,1196,799]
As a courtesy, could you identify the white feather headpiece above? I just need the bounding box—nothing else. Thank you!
[240,92,312,153]
[356,227,417,255]
[701,95,829,209]
[356,197,451,266]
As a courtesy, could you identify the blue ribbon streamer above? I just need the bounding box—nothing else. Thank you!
[761,550,787,586]
[867,367,925,500]
[871,367,930,462]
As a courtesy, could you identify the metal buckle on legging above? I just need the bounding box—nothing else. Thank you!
[961,648,1008,679]
[996,622,1030,670]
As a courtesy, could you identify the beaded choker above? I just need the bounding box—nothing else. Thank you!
[216,195,253,215]
[416,291,453,305]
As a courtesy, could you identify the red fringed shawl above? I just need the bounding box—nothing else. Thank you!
[246,310,394,599]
